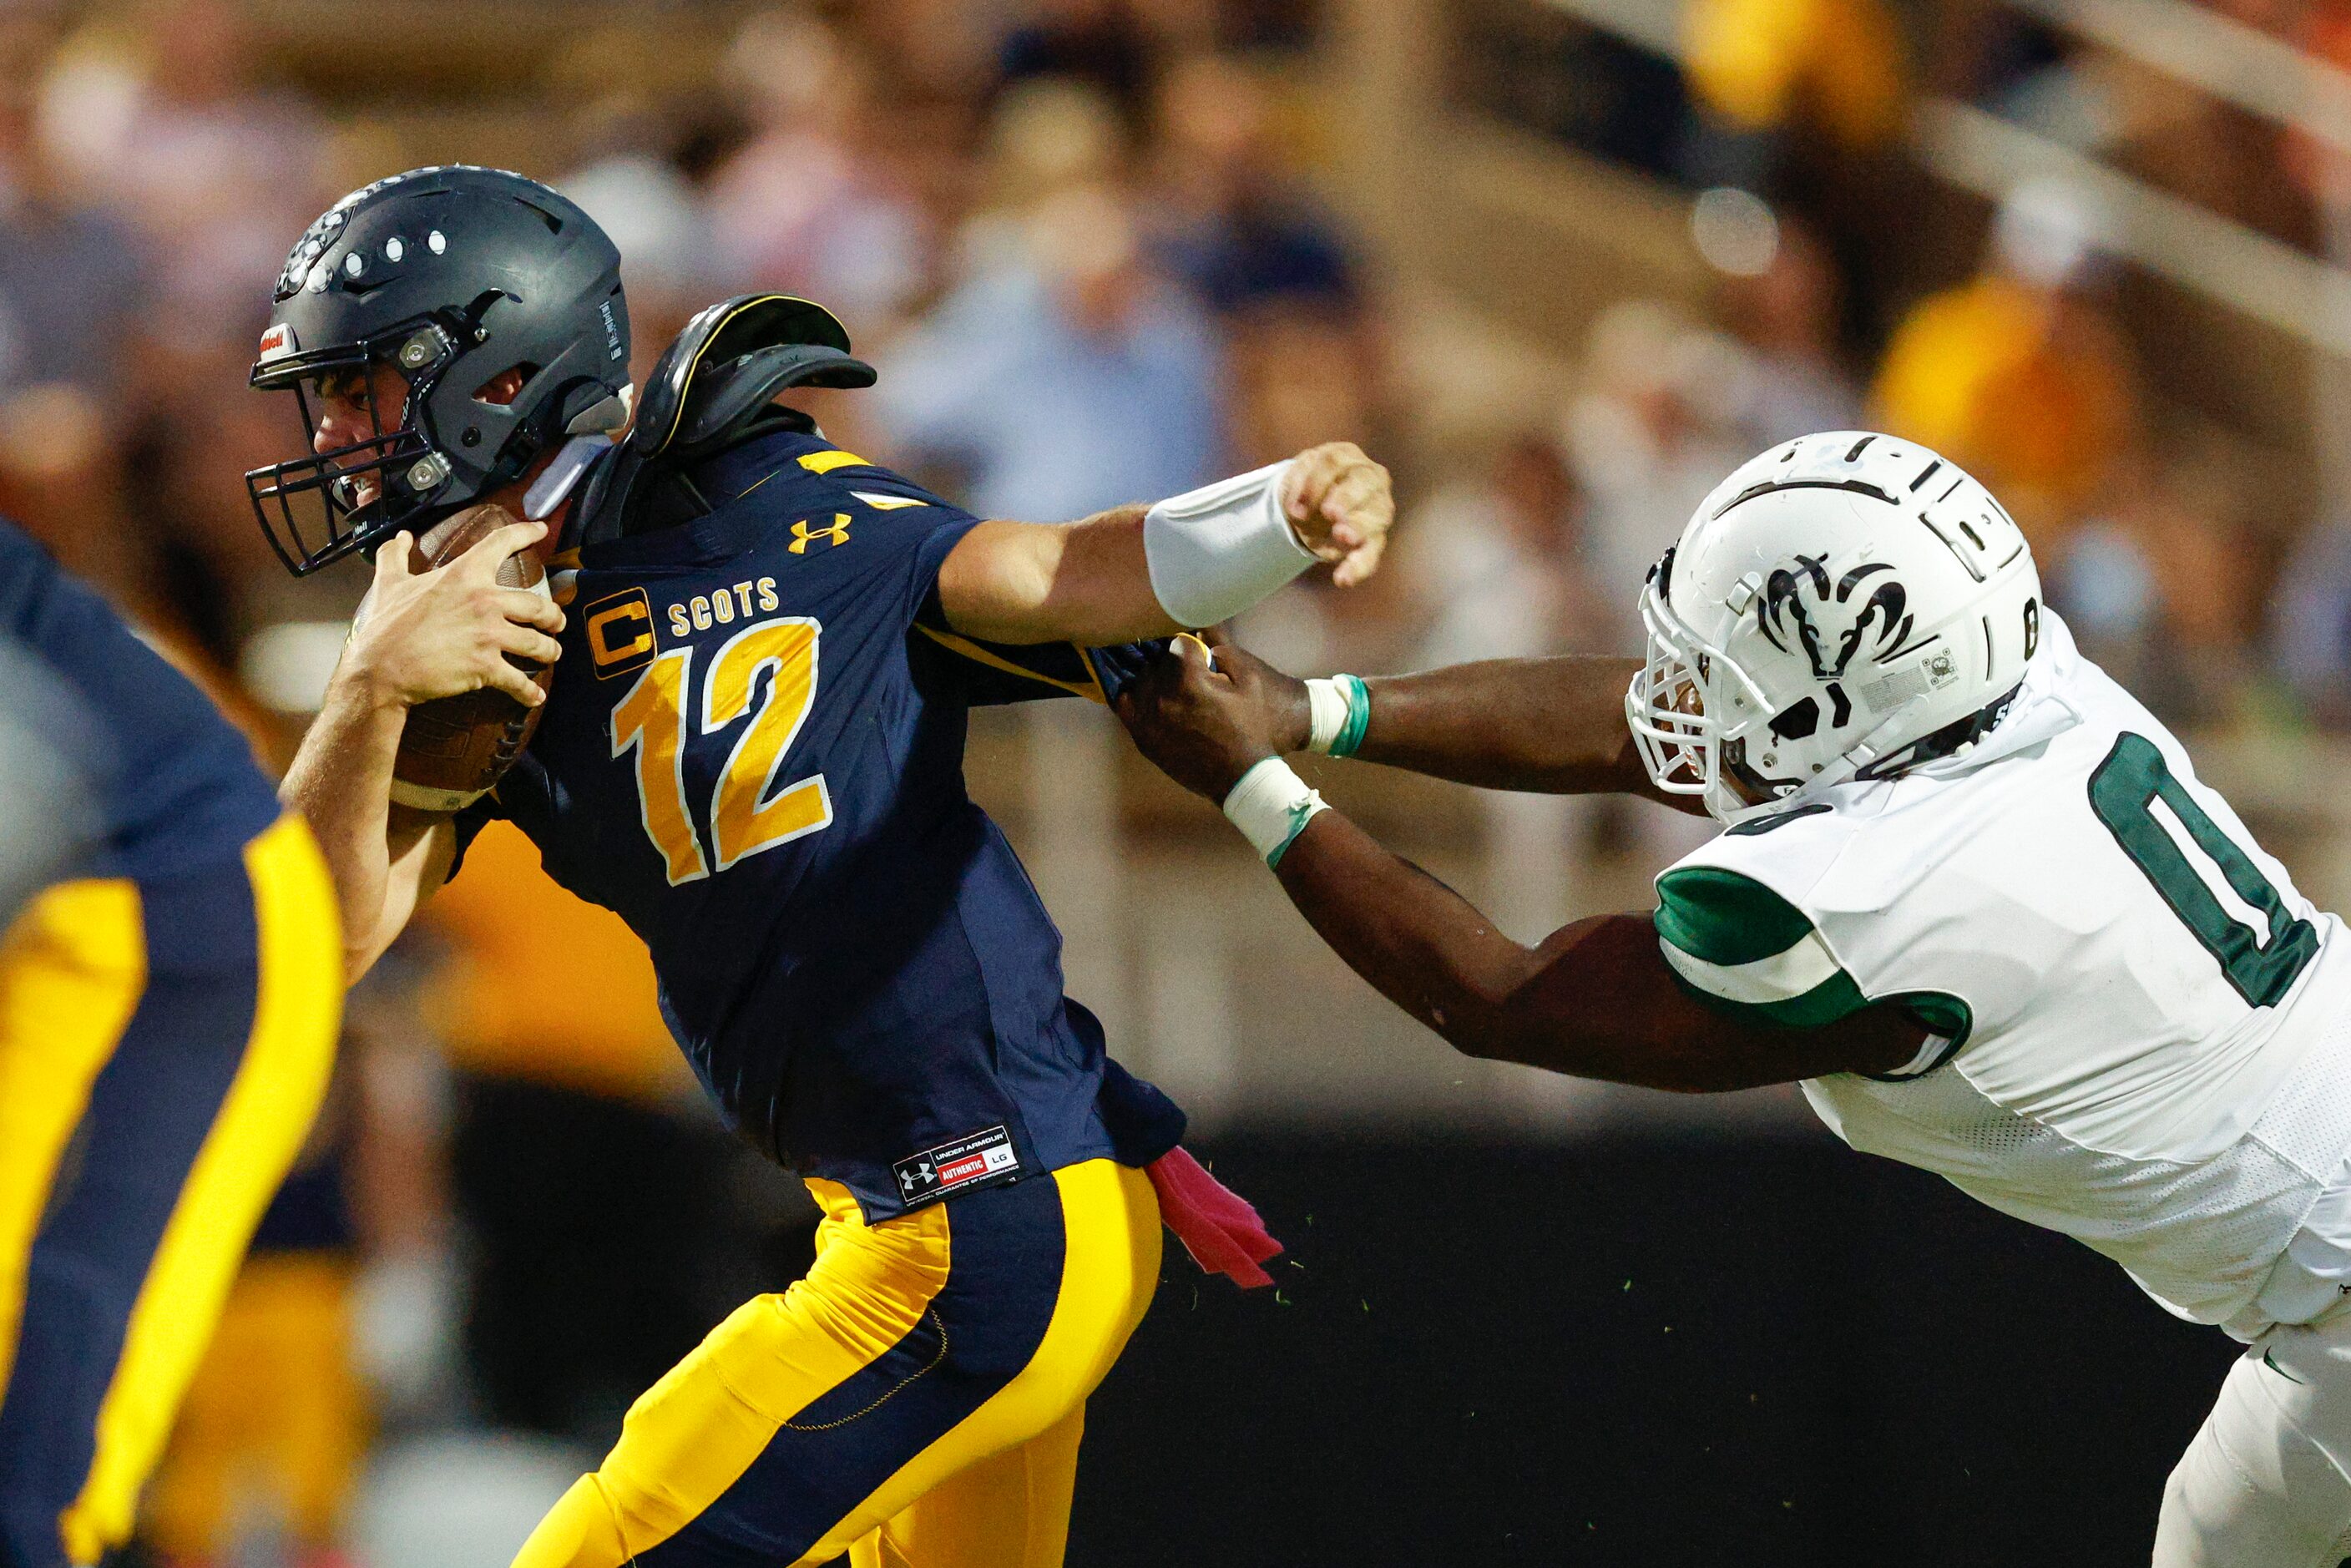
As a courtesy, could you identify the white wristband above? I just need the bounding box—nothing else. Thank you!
[1143,459,1314,630]
[1305,678,1349,753]
[1221,756,1329,867]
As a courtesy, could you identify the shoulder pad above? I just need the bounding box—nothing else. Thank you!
[635,294,876,463]
[569,294,877,549]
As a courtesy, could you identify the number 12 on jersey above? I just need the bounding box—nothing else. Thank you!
[609,618,832,885]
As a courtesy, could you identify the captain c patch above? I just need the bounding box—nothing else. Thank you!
[583,587,656,679]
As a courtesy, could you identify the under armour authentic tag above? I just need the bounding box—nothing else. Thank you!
[893,1126,1020,1207]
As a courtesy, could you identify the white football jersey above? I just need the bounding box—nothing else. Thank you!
[1655,613,2351,1337]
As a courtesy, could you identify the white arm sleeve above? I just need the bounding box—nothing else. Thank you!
[1142,460,1315,629]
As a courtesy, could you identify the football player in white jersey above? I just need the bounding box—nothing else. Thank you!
[1118,431,2351,1565]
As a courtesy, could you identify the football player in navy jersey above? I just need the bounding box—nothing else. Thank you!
[255,168,1391,1568]
[0,522,343,1568]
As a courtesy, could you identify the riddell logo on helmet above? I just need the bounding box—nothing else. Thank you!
[599,301,622,362]
[1757,555,1914,680]
[255,323,297,363]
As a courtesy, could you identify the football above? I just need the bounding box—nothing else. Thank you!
[383,505,554,813]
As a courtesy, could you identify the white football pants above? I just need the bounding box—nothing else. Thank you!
[2157,1309,2351,1566]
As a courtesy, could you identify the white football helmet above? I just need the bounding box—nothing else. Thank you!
[1626,431,2043,822]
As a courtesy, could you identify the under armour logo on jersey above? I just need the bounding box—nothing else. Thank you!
[789,513,852,554]
[891,1126,1020,1209]
[1757,555,1914,679]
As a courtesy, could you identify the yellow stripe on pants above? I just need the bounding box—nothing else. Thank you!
[841,1161,1160,1568]
[514,1159,1161,1568]
[516,1179,957,1565]
[847,1404,1089,1568]
[60,817,343,1564]
[0,879,147,1406]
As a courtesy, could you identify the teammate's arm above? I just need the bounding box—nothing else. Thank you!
[933,442,1392,645]
[1117,639,1926,1090]
[281,519,563,981]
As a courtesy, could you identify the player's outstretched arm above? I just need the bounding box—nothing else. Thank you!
[1260,819,1920,1088]
[282,518,564,982]
[1117,639,1924,1090]
[1186,636,1704,809]
[933,442,1392,645]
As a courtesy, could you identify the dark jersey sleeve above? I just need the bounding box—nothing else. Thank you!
[815,458,1170,709]
[908,614,1170,709]
[790,456,984,634]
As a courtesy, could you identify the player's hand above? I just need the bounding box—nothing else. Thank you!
[1116,632,1311,799]
[1282,442,1392,589]
[341,510,564,711]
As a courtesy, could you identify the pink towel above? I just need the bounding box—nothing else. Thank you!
[1145,1146,1283,1289]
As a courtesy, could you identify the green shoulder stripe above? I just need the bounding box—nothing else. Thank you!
[1653,865,1870,1031]
[1653,866,1974,1065]
[1654,867,1815,967]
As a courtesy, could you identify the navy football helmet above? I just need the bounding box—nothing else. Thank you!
[246,166,631,576]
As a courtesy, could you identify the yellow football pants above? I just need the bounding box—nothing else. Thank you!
[0,817,342,1566]
[514,1157,1161,1568]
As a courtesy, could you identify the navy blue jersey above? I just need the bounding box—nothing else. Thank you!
[0,518,280,883]
[461,430,1182,1218]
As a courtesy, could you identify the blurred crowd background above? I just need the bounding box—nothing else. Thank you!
[11,0,2351,1561]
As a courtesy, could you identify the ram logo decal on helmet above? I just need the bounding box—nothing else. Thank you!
[1757,556,1914,680]
[1627,431,2043,823]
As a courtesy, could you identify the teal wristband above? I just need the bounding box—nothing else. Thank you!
[1328,674,1372,759]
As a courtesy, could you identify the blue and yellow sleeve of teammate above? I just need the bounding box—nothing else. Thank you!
[0,518,343,1567]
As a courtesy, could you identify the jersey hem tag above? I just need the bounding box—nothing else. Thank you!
[892,1125,1022,1208]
